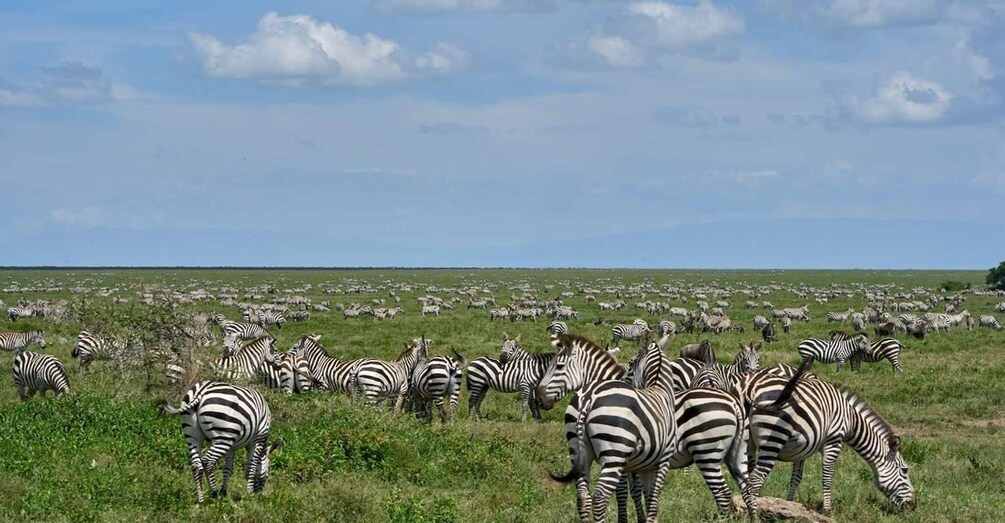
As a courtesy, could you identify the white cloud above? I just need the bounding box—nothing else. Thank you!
[848,71,953,124]
[0,61,139,108]
[628,0,745,50]
[758,0,943,29]
[588,36,646,68]
[371,0,554,14]
[190,12,468,87]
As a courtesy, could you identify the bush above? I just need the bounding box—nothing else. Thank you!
[941,280,972,292]
[988,261,1005,290]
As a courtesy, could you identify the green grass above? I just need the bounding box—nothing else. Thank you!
[0,268,1002,522]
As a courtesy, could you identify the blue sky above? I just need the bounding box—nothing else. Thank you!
[1,1,1003,268]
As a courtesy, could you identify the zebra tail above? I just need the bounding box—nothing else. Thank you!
[158,399,195,416]
[551,392,593,483]
[71,345,79,358]
[767,357,814,410]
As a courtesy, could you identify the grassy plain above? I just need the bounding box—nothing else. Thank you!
[0,268,1002,522]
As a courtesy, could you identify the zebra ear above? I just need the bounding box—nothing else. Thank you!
[888,435,901,453]
[503,332,509,341]
[753,342,762,352]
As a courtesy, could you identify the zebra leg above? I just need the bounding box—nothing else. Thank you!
[201,441,231,498]
[786,460,804,501]
[891,355,902,373]
[615,476,629,523]
[744,452,779,517]
[576,475,593,523]
[16,384,27,401]
[220,450,236,497]
[696,458,732,514]
[469,389,484,421]
[640,461,671,523]
[186,443,206,503]
[629,474,645,523]
[837,358,846,372]
[520,382,533,422]
[434,398,448,424]
[820,441,843,513]
[591,463,625,523]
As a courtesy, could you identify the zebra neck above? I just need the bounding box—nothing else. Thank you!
[845,394,894,464]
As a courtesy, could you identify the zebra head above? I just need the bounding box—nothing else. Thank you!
[873,435,917,511]
[499,334,521,364]
[31,330,46,349]
[625,334,672,389]
[250,439,284,495]
[850,333,870,353]
[735,342,761,372]
[536,337,587,410]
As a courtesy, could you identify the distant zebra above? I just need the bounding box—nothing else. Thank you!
[13,350,70,400]
[489,308,509,321]
[72,330,110,369]
[253,312,285,329]
[160,381,282,503]
[549,334,677,523]
[752,315,769,330]
[979,315,1003,330]
[7,307,37,322]
[410,349,465,423]
[830,331,905,373]
[692,343,761,392]
[289,334,364,395]
[212,336,277,381]
[258,351,313,394]
[209,313,268,344]
[780,316,792,333]
[761,322,776,343]
[611,319,650,345]
[742,362,916,515]
[466,335,555,421]
[796,334,870,371]
[286,310,310,322]
[851,313,867,332]
[547,320,569,335]
[0,330,46,352]
[421,305,440,317]
[657,320,676,336]
[353,339,429,412]
[827,308,854,323]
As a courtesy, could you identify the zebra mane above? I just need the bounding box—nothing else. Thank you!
[232,335,274,354]
[557,333,620,365]
[838,385,896,439]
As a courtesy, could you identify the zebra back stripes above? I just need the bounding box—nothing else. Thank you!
[797,334,870,371]
[410,350,465,423]
[0,330,46,352]
[72,330,107,369]
[692,342,761,392]
[353,339,429,412]
[212,336,277,381]
[161,381,281,503]
[289,334,364,395]
[258,351,313,394]
[610,319,650,345]
[465,335,555,421]
[13,350,70,399]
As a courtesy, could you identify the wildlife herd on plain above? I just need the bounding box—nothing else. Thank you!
[2,273,1004,521]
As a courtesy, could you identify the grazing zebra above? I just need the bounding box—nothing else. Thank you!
[258,351,313,394]
[679,340,715,364]
[353,338,429,412]
[656,320,676,336]
[160,381,282,503]
[550,334,677,523]
[489,308,509,321]
[410,349,465,423]
[289,334,364,395]
[421,305,440,316]
[286,310,310,322]
[71,330,111,369]
[611,319,650,345]
[742,361,917,514]
[761,322,776,343]
[924,310,970,332]
[212,336,277,381]
[209,313,268,343]
[0,330,46,352]
[548,320,569,335]
[752,315,769,330]
[851,313,867,332]
[13,350,70,400]
[827,308,854,323]
[7,307,38,322]
[692,342,761,392]
[253,312,285,329]
[466,335,556,421]
[979,314,1003,330]
[830,331,905,373]
[780,316,792,333]
[797,334,870,371]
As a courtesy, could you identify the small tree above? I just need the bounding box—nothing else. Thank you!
[988,261,1005,290]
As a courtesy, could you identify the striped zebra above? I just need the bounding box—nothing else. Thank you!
[827,308,854,323]
[489,308,509,321]
[13,350,70,400]
[742,361,917,514]
[851,313,867,332]
[656,320,676,336]
[535,333,628,411]
[253,311,286,329]
[761,322,776,343]
[212,336,277,382]
[923,310,970,332]
[979,314,1002,330]
[160,381,282,503]
[780,316,792,333]
[611,319,650,345]
[0,330,46,352]
[752,315,769,330]
[830,331,905,373]
[71,330,110,369]
[289,334,364,395]
[7,307,38,322]
[465,335,556,421]
[258,351,313,394]
[796,333,870,371]
[410,349,465,423]
[547,320,569,335]
[692,342,760,392]
[209,313,268,344]
[353,338,429,412]
[421,305,440,316]
[550,334,677,523]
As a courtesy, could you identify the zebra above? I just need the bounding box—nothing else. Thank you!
[209,313,268,344]
[7,307,38,322]
[258,351,313,394]
[535,333,628,412]
[692,342,761,392]
[71,330,112,369]
[827,308,854,323]
[752,315,769,330]
[851,313,867,332]
[0,330,46,352]
[212,336,277,382]
[924,310,971,332]
[160,381,282,503]
[761,322,776,343]
[611,319,650,345]
[286,310,310,322]
[255,312,285,329]
[830,331,905,373]
[410,349,465,423]
[13,350,70,400]
[796,334,870,371]
[549,334,677,523]
[489,308,509,321]
[979,314,1003,330]
[548,320,569,335]
[289,334,364,395]
[353,338,429,412]
[656,320,676,337]
[780,316,792,333]
[421,305,440,316]
[465,335,556,421]
[742,361,917,515]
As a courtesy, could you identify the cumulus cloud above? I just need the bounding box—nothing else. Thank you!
[371,0,555,14]
[628,0,745,51]
[190,12,468,87]
[0,61,137,108]
[758,0,944,29]
[846,71,953,124]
